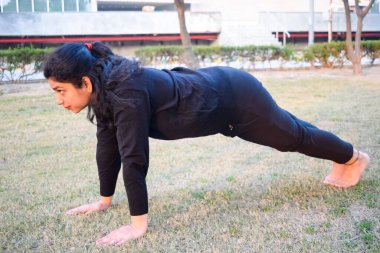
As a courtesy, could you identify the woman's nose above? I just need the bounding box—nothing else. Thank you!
[56,95,63,105]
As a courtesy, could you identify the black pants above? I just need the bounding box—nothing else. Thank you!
[224,70,353,164]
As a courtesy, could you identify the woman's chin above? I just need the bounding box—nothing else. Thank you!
[72,106,87,114]
[70,108,80,114]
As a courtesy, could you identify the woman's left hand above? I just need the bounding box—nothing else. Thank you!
[96,224,147,245]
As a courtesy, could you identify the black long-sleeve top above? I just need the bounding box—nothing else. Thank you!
[96,66,255,215]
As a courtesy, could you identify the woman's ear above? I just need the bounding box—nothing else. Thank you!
[82,76,93,93]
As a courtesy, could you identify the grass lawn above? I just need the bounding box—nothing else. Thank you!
[0,68,379,252]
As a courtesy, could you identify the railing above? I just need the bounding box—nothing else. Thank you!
[264,11,291,45]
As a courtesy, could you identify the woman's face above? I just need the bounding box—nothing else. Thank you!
[48,77,92,113]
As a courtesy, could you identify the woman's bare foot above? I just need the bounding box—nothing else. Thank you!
[96,214,148,246]
[323,163,345,186]
[323,150,370,188]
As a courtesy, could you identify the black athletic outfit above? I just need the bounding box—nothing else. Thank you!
[96,66,353,216]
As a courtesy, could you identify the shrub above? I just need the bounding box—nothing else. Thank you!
[303,43,333,67]
[302,40,380,67]
[135,44,295,69]
[1,40,379,83]
[361,40,380,65]
[136,41,380,69]
[0,47,52,82]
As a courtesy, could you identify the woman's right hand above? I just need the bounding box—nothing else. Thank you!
[66,197,112,215]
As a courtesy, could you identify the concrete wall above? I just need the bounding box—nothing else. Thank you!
[0,11,221,36]
[259,12,380,32]
[192,0,341,14]
[190,0,379,45]
[0,5,379,46]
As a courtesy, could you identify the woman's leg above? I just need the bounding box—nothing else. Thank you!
[234,81,369,187]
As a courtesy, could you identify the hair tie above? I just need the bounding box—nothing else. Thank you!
[85,43,93,50]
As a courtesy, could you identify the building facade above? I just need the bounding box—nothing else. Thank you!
[0,0,379,48]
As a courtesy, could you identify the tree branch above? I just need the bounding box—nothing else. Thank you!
[362,0,376,15]
[355,0,364,17]
[355,0,375,18]
[342,0,354,59]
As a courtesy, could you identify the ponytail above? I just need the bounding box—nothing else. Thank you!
[88,41,114,59]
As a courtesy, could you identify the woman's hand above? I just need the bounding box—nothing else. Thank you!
[66,197,112,215]
[96,214,148,246]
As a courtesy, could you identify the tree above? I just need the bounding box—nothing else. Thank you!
[342,0,375,75]
[328,0,333,42]
[174,0,199,68]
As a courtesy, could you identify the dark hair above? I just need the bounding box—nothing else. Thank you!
[43,41,142,124]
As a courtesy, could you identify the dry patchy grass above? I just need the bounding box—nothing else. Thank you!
[1,70,379,252]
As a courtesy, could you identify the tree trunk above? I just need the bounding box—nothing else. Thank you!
[328,0,333,42]
[353,15,364,75]
[341,0,375,75]
[174,0,199,69]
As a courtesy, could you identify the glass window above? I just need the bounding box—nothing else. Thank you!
[49,0,62,12]
[64,0,76,11]
[79,0,90,11]
[372,1,379,13]
[34,0,47,12]
[19,0,32,12]
[2,0,17,12]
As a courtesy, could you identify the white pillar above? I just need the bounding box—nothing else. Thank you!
[308,0,314,45]
[91,0,97,12]
[328,0,333,42]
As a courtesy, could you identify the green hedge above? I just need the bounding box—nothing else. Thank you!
[302,41,347,67]
[362,40,380,64]
[0,47,52,82]
[1,41,379,82]
[135,44,296,68]
[136,40,380,68]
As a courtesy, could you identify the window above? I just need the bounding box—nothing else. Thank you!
[0,0,96,12]
[372,0,380,13]
[2,0,17,12]
[19,0,32,12]
[34,0,47,12]
[78,0,90,11]
[64,0,76,11]
[49,0,62,12]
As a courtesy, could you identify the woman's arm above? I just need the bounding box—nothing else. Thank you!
[96,89,151,245]
[113,89,151,216]
[96,120,122,197]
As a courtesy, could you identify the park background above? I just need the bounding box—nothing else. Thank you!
[1,0,380,252]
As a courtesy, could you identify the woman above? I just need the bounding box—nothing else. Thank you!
[43,42,370,246]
